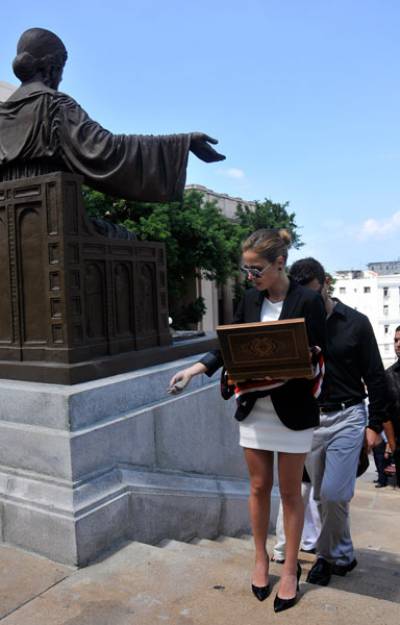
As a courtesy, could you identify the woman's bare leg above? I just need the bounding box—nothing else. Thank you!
[244,448,274,586]
[277,451,307,598]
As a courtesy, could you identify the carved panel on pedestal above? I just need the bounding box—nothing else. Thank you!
[0,207,12,341]
[114,262,133,336]
[67,244,79,264]
[70,270,81,290]
[49,272,61,292]
[51,325,64,344]
[65,181,79,234]
[46,181,58,235]
[48,243,60,265]
[19,207,47,342]
[14,185,41,199]
[71,297,82,317]
[50,299,62,319]
[136,262,156,335]
[85,261,106,339]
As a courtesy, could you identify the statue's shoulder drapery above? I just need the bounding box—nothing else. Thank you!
[0,83,191,201]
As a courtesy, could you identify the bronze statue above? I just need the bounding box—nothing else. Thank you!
[0,28,222,383]
[0,28,225,201]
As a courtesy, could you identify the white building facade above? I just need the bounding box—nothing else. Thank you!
[332,269,400,368]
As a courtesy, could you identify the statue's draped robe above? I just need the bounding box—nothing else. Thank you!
[0,82,191,201]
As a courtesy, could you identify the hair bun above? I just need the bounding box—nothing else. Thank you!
[278,228,292,246]
[12,51,38,81]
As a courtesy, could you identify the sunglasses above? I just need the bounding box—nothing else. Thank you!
[240,264,271,279]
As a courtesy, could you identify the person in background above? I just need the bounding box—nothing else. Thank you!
[273,467,321,562]
[372,431,389,488]
[385,325,400,487]
[289,257,389,587]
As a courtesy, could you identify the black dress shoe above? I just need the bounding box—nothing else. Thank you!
[332,558,358,576]
[273,562,301,613]
[375,482,387,488]
[306,557,332,586]
[251,583,271,601]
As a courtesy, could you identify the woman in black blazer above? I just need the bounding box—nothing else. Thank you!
[169,229,326,612]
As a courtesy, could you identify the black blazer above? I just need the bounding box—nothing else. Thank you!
[199,278,326,431]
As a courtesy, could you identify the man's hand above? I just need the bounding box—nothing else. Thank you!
[365,427,382,452]
[383,420,397,453]
[190,133,225,163]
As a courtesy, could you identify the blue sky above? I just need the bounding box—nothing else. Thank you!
[2,0,400,274]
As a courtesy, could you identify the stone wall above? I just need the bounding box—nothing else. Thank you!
[0,357,281,566]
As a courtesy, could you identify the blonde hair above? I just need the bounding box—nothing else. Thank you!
[242,228,292,263]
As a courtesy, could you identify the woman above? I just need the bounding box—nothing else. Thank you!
[169,228,326,612]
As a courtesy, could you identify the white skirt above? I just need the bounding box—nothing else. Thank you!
[239,396,314,453]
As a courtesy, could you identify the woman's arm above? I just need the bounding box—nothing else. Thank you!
[168,289,249,391]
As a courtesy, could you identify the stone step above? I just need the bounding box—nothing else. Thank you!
[172,534,400,603]
[179,528,400,599]
[2,538,399,625]
[192,536,253,551]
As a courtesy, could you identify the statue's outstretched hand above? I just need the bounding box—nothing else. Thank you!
[190,133,225,163]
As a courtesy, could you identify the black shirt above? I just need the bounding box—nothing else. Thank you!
[386,359,400,439]
[320,299,388,431]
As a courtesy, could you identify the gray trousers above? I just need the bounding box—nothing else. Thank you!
[305,402,367,565]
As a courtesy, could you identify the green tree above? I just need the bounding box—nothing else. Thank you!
[82,187,238,327]
[234,198,302,249]
[82,188,302,328]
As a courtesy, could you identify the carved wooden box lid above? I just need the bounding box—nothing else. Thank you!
[216,318,312,382]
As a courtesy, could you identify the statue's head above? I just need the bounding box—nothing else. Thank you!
[13,28,68,90]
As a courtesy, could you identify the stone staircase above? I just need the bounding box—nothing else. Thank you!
[1,473,399,624]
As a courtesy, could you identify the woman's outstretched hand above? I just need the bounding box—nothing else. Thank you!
[168,362,207,395]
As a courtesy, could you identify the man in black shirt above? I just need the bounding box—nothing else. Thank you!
[289,258,388,587]
[386,325,400,487]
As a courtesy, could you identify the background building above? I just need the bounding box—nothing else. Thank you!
[332,265,400,367]
[367,260,400,275]
[185,184,256,331]
[0,80,16,102]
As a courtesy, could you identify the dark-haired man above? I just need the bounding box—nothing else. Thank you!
[386,326,400,487]
[289,257,389,587]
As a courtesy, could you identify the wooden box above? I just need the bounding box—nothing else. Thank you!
[216,318,312,382]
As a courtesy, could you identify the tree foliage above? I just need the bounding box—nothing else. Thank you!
[82,187,302,327]
[234,199,302,249]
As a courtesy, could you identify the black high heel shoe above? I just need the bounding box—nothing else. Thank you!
[251,559,271,601]
[273,562,302,613]
[251,582,271,602]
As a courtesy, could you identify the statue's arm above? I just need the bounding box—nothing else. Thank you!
[53,94,224,200]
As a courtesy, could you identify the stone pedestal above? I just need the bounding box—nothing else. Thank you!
[0,173,218,384]
[0,357,266,566]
